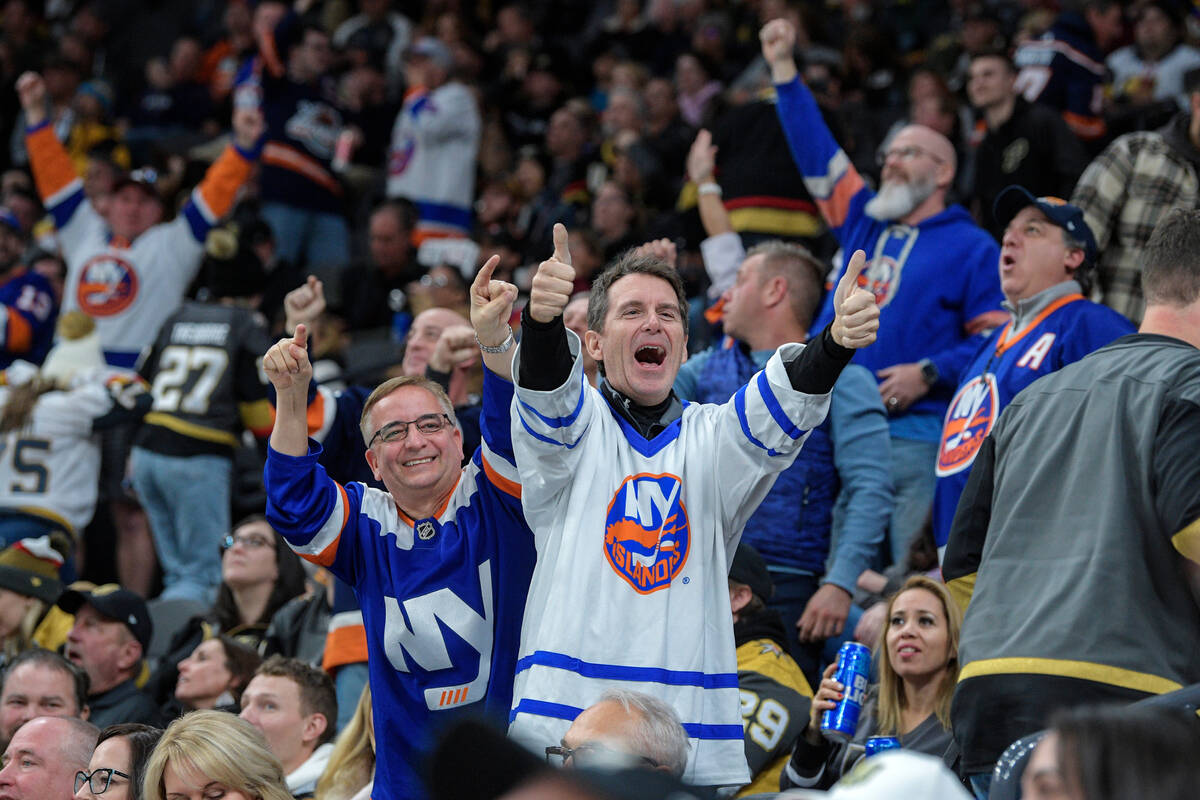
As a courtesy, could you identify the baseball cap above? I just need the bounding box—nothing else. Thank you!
[993,185,1098,265]
[0,535,67,603]
[729,542,774,602]
[407,37,453,70]
[784,750,972,800]
[112,167,163,202]
[57,583,153,651]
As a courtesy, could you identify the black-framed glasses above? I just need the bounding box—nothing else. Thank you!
[222,533,274,551]
[75,768,131,795]
[368,413,452,447]
[545,744,659,769]
[875,144,946,167]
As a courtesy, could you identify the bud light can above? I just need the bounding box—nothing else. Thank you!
[821,641,871,742]
[864,736,902,757]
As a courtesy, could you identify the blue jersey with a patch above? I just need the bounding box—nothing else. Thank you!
[0,268,57,368]
[933,293,1133,549]
[265,370,535,800]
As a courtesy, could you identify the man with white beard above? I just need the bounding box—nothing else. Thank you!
[761,19,1006,566]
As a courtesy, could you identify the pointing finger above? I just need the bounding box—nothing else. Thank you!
[552,223,572,266]
[472,254,500,298]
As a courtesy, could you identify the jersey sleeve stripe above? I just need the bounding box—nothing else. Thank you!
[516,380,585,429]
[480,447,521,499]
[509,699,744,741]
[307,389,333,438]
[804,149,854,198]
[514,649,739,688]
[965,310,1011,336]
[294,481,349,566]
[322,615,369,671]
[516,409,589,449]
[734,384,785,457]
[754,371,807,440]
[26,126,83,208]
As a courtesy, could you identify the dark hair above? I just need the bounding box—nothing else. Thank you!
[2,648,90,713]
[1142,208,1200,307]
[586,251,689,334]
[96,723,163,800]
[1052,704,1200,800]
[254,656,338,746]
[370,199,416,233]
[212,515,307,632]
[969,49,1016,74]
[215,636,262,703]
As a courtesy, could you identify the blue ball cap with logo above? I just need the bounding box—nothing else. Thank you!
[993,185,1098,266]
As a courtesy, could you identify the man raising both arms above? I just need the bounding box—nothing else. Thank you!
[506,224,879,789]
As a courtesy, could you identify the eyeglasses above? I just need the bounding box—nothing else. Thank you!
[368,413,452,447]
[75,768,131,795]
[545,744,660,769]
[876,144,946,167]
[222,533,274,551]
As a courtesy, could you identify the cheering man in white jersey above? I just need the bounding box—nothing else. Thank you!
[506,224,879,788]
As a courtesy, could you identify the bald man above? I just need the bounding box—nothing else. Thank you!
[0,716,98,800]
[762,19,1006,566]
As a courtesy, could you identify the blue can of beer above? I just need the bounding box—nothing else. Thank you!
[864,736,902,757]
[821,641,872,742]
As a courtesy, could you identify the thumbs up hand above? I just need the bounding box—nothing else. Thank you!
[528,223,576,323]
[830,250,879,349]
[263,323,312,394]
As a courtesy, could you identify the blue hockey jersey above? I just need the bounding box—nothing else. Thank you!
[0,267,57,368]
[265,369,535,800]
[933,289,1133,549]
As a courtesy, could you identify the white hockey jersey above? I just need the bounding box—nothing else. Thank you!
[508,332,832,787]
[0,367,145,535]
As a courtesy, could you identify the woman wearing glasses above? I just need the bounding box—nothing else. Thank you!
[146,515,307,713]
[142,711,293,800]
[74,723,162,800]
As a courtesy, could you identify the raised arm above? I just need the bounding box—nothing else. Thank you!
[518,223,576,391]
[264,324,312,457]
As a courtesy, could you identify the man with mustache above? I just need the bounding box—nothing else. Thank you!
[761,18,1007,567]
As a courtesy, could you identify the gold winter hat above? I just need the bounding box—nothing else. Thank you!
[0,534,67,603]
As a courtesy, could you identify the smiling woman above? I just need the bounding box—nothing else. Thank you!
[781,576,964,791]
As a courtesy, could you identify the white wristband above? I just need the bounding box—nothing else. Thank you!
[697,182,722,197]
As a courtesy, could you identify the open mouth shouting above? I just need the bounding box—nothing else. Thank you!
[634,344,666,367]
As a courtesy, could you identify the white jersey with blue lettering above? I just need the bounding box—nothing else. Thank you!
[508,332,832,787]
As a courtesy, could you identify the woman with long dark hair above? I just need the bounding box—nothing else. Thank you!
[73,723,163,800]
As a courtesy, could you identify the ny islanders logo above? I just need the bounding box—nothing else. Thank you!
[604,473,690,594]
[77,254,138,316]
[859,256,901,308]
[936,374,998,477]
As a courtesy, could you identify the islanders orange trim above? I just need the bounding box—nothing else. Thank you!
[992,295,1083,356]
[5,309,32,354]
[262,142,341,195]
[482,455,521,499]
[322,626,369,671]
[308,482,349,567]
[197,145,255,219]
[815,169,866,228]
[306,391,326,435]
[1062,111,1105,141]
[26,125,79,201]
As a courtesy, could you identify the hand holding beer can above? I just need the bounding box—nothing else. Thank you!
[821,641,872,742]
[864,736,902,757]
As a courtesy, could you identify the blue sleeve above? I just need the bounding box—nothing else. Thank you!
[480,367,516,467]
[673,349,714,401]
[265,441,363,584]
[824,367,894,591]
[1055,306,1135,366]
[927,238,1005,386]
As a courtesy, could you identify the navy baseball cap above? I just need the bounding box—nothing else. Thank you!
[57,583,153,651]
[994,185,1098,265]
[112,167,162,202]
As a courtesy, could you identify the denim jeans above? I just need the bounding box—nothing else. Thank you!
[260,202,351,272]
[130,447,229,604]
[969,771,993,799]
[334,661,370,732]
[886,437,939,566]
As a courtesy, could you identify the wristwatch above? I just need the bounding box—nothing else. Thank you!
[918,358,939,386]
[476,325,515,354]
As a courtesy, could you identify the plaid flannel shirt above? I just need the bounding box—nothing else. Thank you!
[1072,128,1200,324]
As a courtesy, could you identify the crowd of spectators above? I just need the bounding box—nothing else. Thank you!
[0,0,1199,799]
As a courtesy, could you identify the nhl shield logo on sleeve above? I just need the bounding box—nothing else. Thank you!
[936,374,999,477]
[603,473,690,594]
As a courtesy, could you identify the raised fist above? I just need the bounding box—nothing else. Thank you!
[263,324,312,394]
[284,275,326,334]
[16,72,48,126]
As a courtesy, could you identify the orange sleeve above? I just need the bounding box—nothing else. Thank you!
[26,124,81,203]
[193,144,255,222]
